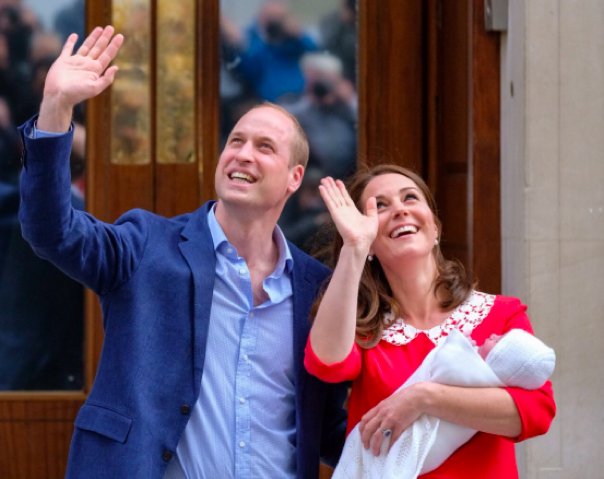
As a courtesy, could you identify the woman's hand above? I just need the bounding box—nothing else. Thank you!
[318,177,378,253]
[359,383,426,456]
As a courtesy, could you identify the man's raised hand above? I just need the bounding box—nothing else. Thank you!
[38,26,124,133]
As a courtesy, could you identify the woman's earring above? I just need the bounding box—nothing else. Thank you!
[367,254,374,262]
[434,238,439,246]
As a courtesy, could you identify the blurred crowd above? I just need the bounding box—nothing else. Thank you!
[220,0,358,252]
[0,0,85,390]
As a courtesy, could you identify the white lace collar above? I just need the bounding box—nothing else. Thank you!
[381,291,496,346]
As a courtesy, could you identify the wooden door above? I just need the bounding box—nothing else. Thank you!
[0,1,500,477]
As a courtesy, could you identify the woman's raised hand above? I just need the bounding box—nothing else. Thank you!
[318,177,378,253]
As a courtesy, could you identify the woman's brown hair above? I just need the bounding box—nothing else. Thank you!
[311,164,475,348]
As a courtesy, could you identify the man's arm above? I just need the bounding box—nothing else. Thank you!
[19,26,151,296]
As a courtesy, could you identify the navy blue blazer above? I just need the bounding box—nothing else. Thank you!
[18,118,347,479]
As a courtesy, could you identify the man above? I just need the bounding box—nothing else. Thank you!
[19,26,347,478]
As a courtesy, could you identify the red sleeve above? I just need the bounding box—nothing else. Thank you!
[497,296,557,443]
[304,336,362,383]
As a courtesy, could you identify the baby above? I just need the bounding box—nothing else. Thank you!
[474,329,555,389]
[333,328,556,479]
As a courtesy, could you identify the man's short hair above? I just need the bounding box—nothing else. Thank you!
[248,102,309,168]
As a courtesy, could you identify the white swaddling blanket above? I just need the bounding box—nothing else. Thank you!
[332,328,504,479]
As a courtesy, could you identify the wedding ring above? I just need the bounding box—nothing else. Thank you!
[380,428,392,437]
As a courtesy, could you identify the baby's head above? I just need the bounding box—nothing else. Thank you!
[480,329,556,389]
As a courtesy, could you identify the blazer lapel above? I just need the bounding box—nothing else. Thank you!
[178,202,216,396]
[291,249,312,390]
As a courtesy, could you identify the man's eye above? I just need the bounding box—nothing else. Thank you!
[231,138,242,144]
[260,143,273,150]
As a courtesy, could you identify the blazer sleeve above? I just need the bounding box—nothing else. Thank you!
[498,297,557,443]
[319,381,349,468]
[18,117,149,296]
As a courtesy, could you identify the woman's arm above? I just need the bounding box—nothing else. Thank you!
[359,297,556,455]
[309,243,367,364]
[309,178,378,364]
[358,382,521,455]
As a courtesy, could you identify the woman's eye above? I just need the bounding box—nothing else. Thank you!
[376,201,386,209]
[404,193,419,202]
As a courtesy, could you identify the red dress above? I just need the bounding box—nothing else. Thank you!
[305,292,556,478]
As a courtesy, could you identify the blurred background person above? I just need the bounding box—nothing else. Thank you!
[236,0,317,102]
[279,167,330,253]
[0,96,84,390]
[219,14,258,147]
[53,0,85,49]
[319,0,357,85]
[0,1,86,390]
[284,52,357,181]
[278,53,358,253]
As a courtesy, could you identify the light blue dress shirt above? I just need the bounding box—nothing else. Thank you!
[163,206,297,479]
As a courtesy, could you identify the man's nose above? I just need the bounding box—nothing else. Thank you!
[235,141,254,162]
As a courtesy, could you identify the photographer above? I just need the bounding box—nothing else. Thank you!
[285,52,357,181]
[237,0,316,102]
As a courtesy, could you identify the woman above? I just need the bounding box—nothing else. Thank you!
[304,165,555,477]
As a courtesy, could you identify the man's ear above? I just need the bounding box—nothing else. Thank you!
[287,165,305,194]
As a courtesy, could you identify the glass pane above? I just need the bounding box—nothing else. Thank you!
[156,0,196,164]
[111,0,151,165]
[0,0,86,390]
[220,0,358,253]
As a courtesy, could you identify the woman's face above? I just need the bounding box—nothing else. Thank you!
[360,173,439,265]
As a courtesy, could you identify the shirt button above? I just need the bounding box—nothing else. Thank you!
[227,248,233,254]
[162,451,173,461]
[239,268,246,275]
[243,354,249,361]
[180,405,190,415]
[239,397,246,404]
[239,441,246,448]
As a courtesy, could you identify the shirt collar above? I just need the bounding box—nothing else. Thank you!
[207,205,293,276]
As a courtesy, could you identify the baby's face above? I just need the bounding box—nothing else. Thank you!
[478,333,503,360]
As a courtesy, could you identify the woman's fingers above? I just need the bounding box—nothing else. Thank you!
[370,427,386,456]
[335,179,354,206]
[318,184,336,211]
[360,410,382,449]
[320,177,345,207]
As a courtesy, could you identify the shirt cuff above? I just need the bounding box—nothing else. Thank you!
[33,122,73,139]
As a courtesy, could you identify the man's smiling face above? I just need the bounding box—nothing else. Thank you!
[215,106,303,217]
